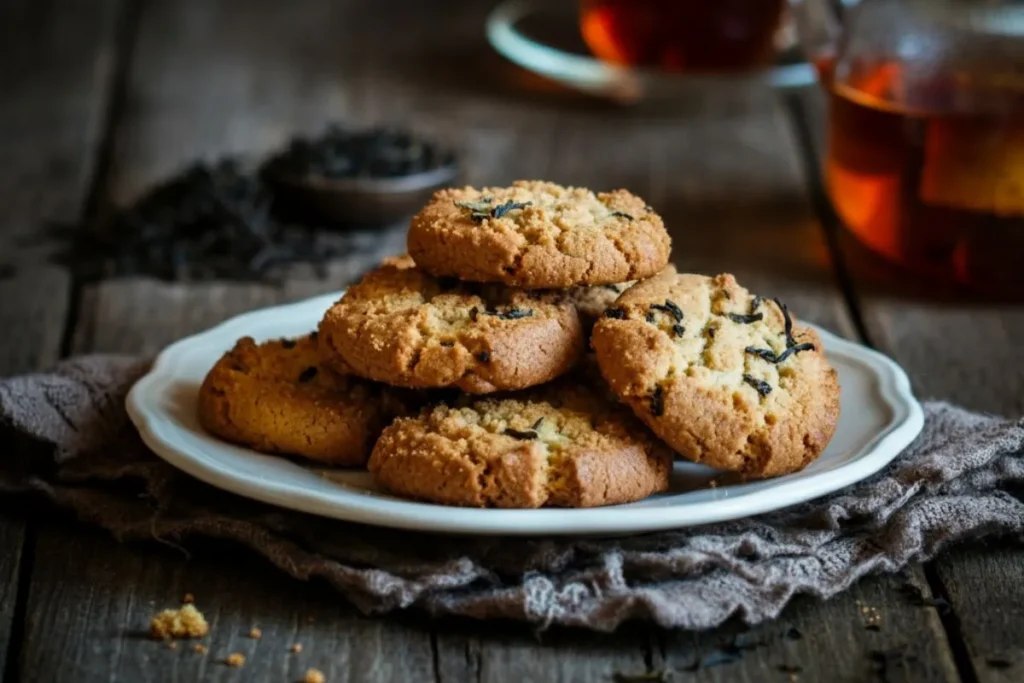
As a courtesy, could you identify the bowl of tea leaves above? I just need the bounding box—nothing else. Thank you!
[263,126,459,227]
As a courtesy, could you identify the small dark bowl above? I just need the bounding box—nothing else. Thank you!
[270,161,460,228]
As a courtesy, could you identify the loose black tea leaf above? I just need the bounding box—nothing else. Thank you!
[672,324,685,338]
[532,417,544,430]
[649,385,665,416]
[773,342,815,364]
[490,200,532,220]
[504,428,538,440]
[610,211,634,220]
[728,312,764,324]
[651,300,683,322]
[486,307,533,320]
[743,375,772,396]
[604,307,627,319]
[298,366,318,382]
[476,350,490,362]
[774,298,797,348]
[646,311,657,323]
[745,346,778,363]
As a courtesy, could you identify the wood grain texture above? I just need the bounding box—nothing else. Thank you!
[798,86,1024,683]
[13,1,966,682]
[0,0,122,678]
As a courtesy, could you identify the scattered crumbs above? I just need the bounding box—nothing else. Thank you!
[290,643,304,654]
[987,658,1013,669]
[304,669,327,683]
[149,604,209,640]
[861,604,882,630]
[193,644,208,654]
[224,652,246,668]
[182,593,195,604]
[249,626,262,639]
[166,641,178,650]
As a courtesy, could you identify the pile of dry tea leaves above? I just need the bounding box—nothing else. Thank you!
[53,126,452,282]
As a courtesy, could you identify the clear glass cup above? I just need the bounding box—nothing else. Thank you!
[791,0,1024,293]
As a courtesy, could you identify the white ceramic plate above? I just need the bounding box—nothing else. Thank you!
[126,292,924,536]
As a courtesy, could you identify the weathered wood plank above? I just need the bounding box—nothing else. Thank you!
[0,0,123,678]
[798,85,1024,683]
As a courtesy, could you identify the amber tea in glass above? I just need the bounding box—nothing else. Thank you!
[818,54,1024,291]
[579,0,786,72]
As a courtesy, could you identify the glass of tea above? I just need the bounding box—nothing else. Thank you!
[580,0,788,72]
[792,0,1024,293]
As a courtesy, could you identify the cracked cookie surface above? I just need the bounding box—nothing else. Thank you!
[317,256,584,393]
[368,382,673,508]
[197,334,401,466]
[591,268,840,477]
[408,180,671,288]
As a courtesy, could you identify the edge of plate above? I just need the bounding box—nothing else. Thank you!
[126,291,925,535]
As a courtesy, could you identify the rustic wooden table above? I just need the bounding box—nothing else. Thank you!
[2,1,1022,681]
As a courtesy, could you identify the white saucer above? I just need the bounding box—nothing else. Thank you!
[126,291,923,536]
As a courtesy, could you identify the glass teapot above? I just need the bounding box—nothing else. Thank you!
[793,0,1024,292]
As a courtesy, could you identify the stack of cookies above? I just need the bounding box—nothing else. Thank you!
[199,180,840,508]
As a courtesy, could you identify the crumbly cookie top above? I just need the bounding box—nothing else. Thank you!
[421,383,651,455]
[594,268,828,416]
[219,334,367,399]
[335,255,573,333]
[408,180,671,287]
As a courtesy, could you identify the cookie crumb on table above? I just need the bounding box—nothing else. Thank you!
[149,604,209,640]
[290,643,304,654]
[249,626,262,639]
[225,652,246,667]
[304,668,326,683]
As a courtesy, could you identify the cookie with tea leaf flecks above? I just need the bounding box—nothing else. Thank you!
[197,334,405,466]
[368,381,672,508]
[407,180,670,289]
[317,255,584,393]
[591,267,840,477]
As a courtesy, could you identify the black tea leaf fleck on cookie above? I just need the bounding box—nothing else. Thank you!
[532,417,544,430]
[743,375,771,396]
[490,200,532,219]
[646,311,656,323]
[672,324,685,338]
[610,211,634,220]
[649,385,665,416]
[728,312,764,324]
[651,300,683,321]
[476,351,491,362]
[504,428,538,440]
[604,306,627,319]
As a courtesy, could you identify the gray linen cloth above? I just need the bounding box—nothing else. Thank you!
[1,355,1023,632]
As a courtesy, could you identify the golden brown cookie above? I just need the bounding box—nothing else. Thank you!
[408,180,671,288]
[591,268,840,477]
[368,383,673,508]
[197,334,401,466]
[317,256,584,393]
